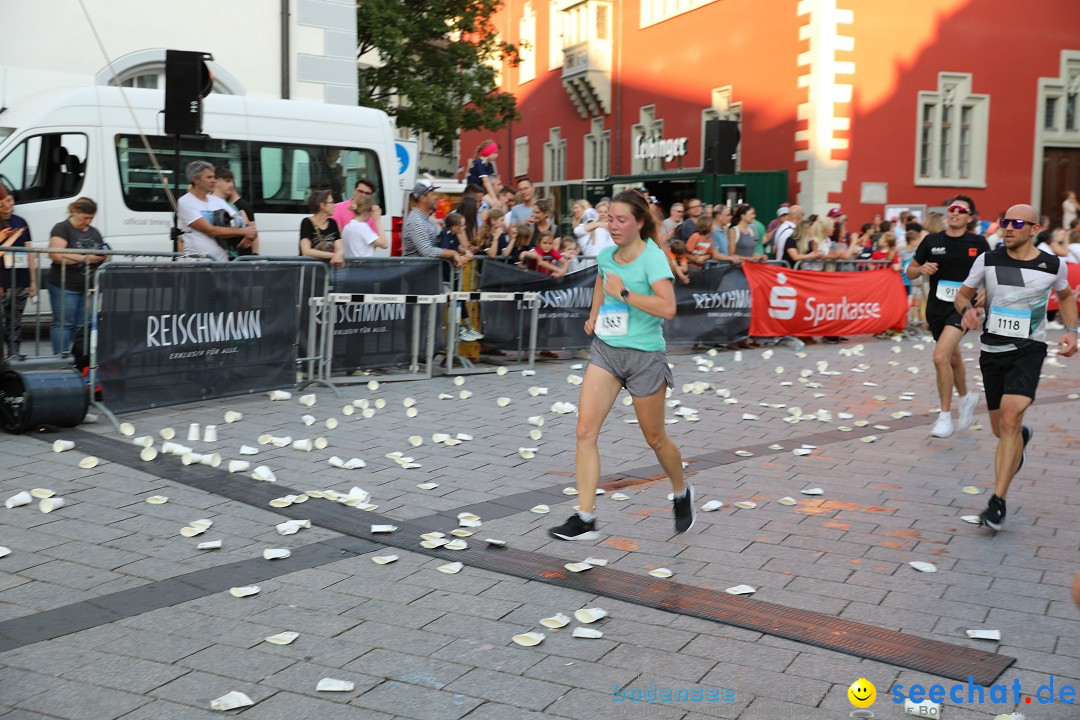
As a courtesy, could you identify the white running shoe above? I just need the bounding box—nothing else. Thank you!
[931,414,954,438]
[957,393,978,430]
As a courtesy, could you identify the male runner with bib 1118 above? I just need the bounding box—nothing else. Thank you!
[954,204,1077,531]
[906,195,989,438]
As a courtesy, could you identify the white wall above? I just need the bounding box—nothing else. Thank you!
[0,0,347,105]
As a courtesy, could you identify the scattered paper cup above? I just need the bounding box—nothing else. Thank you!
[30,488,54,499]
[299,393,316,407]
[197,540,223,550]
[437,561,464,574]
[210,691,254,711]
[159,427,176,440]
[265,631,298,645]
[39,497,66,513]
[268,390,291,400]
[314,437,328,450]
[371,555,398,565]
[325,418,338,429]
[132,435,154,448]
[228,460,250,474]
[648,568,674,578]
[119,422,135,437]
[572,627,604,639]
[263,548,291,560]
[239,445,258,455]
[52,440,75,453]
[78,456,99,469]
[511,632,545,646]
[199,453,222,467]
[5,491,32,508]
[251,466,276,482]
[228,585,260,598]
[725,584,756,595]
[539,613,571,629]
[527,416,544,427]
[573,608,608,624]
[292,438,313,452]
[316,678,354,692]
[202,425,218,443]
[146,496,168,505]
[181,453,204,466]
[224,411,243,423]
[186,423,201,442]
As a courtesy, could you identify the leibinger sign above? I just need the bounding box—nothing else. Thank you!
[633,134,688,162]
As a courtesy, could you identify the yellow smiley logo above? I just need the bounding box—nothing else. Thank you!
[847,678,876,708]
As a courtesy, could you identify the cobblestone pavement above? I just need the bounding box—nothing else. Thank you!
[1,333,1077,720]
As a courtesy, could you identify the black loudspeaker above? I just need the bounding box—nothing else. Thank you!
[0,357,89,434]
[164,50,215,136]
[703,119,740,175]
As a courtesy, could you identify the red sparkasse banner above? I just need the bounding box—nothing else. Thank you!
[1048,262,1080,311]
[743,264,907,337]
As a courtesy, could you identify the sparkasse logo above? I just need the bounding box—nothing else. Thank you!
[768,271,797,319]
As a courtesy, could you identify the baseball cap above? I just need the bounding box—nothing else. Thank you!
[776,204,790,217]
[410,181,435,200]
[827,207,843,218]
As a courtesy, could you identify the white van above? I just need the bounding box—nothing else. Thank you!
[0,86,400,258]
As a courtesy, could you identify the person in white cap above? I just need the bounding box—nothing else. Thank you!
[773,205,802,262]
[402,181,468,268]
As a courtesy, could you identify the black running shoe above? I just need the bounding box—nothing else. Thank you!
[673,484,695,534]
[548,513,598,541]
[979,494,1006,531]
[1017,425,1033,473]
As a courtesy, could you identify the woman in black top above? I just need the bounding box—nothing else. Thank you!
[0,185,36,358]
[47,197,107,355]
[299,190,343,267]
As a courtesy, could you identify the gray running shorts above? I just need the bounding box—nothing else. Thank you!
[589,337,674,398]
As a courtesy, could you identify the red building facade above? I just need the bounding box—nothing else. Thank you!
[462,0,1080,227]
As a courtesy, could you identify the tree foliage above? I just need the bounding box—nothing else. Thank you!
[357,0,520,152]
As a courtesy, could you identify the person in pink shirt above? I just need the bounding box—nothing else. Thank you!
[332,177,379,235]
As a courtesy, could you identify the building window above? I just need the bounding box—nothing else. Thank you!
[640,0,718,28]
[548,1,564,70]
[915,73,988,187]
[631,105,663,175]
[584,117,610,180]
[543,127,567,182]
[519,2,537,84]
[514,136,530,178]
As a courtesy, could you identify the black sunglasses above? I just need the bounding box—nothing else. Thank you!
[1000,218,1037,230]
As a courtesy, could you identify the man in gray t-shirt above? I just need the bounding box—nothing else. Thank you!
[508,177,537,227]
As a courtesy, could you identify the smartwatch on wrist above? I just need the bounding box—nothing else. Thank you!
[620,289,630,300]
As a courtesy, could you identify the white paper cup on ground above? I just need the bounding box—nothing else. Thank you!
[299,393,316,407]
[199,453,222,467]
[239,445,258,455]
[292,438,313,452]
[264,631,298,645]
[197,540,222,550]
[119,422,135,437]
[181,452,205,466]
[30,488,54,499]
[52,440,74,453]
[187,423,200,442]
[159,427,176,440]
[210,691,254,711]
[78,456,99,469]
[268,390,291,400]
[5,491,32,508]
[325,418,338,429]
[316,678,354,692]
[314,437,328,450]
[573,607,607,624]
[228,460,250,474]
[511,632,545,646]
[202,425,218,443]
[251,466,276,482]
[263,548,291,560]
[132,435,153,448]
[572,627,604,639]
[39,497,65,513]
[527,416,544,427]
[539,613,571,629]
[270,435,292,447]
[228,585,260,598]
[224,411,243,423]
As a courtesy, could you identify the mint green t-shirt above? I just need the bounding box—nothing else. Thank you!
[595,242,675,352]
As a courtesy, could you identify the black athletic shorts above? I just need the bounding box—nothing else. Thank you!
[927,308,964,341]
[979,344,1047,411]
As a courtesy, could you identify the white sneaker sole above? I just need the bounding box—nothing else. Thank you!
[551,530,599,541]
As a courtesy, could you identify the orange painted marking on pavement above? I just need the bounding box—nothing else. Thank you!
[605,537,639,552]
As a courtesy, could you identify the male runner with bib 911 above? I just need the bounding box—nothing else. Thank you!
[954,204,1077,530]
[906,195,989,438]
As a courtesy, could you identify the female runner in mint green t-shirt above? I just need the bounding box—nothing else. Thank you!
[549,191,694,541]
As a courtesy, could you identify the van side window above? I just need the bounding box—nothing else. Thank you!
[0,133,87,203]
[252,142,382,214]
[116,135,242,211]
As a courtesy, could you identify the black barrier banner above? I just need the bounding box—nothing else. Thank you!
[327,259,443,371]
[478,261,597,350]
[96,264,300,413]
[667,264,751,345]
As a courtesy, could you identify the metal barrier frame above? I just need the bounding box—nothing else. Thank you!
[316,290,446,388]
[794,258,896,271]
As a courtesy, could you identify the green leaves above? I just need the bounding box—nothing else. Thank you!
[356,0,520,152]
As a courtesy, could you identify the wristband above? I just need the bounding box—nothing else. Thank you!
[1067,327,1078,334]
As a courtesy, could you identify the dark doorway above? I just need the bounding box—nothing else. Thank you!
[1042,147,1080,228]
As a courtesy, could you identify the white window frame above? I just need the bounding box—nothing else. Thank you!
[914,72,988,188]
[630,105,664,175]
[514,136,530,178]
[1031,51,1080,212]
[543,127,567,182]
[548,1,565,71]
[640,0,718,28]
[583,117,611,180]
[519,2,537,84]
[700,86,743,173]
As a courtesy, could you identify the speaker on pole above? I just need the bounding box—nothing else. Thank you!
[703,119,740,175]
[164,50,214,136]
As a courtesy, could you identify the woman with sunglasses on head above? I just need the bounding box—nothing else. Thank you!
[548,190,693,541]
[906,195,990,439]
